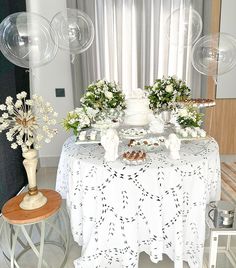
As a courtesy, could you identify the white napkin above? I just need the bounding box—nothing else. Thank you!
[101,129,120,162]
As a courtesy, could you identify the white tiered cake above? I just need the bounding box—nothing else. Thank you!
[124,97,153,126]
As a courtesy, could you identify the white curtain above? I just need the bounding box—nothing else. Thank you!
[67,0,204,106]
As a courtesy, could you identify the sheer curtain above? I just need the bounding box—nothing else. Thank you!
[67,0,204,106]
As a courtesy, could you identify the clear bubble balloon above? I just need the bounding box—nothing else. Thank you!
[192,33,236,76]
[51,8,94,54]
[0,12,58,68]
[165,8,202,47]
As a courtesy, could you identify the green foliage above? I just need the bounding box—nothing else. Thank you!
[146,76,191,110]
[177,105,203,128]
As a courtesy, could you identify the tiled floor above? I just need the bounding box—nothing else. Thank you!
[0,167,234,268]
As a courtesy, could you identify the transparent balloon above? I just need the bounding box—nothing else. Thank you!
[0,12,58,68]
[51,8,94,54]
[165,8,202,47]
[192,33,236,76]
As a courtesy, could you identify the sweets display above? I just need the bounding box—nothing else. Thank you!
[176,127,207,139]
[119,128,149,139]
[128,137,165,151]
[122,150,147,165]
[177,98,216,108]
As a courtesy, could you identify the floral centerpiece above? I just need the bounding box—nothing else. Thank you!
[63,107,98,135]
[0,91,58,210]
[145,76,191,110]
[80,79,126,111]
[63,80,126,135]
[177,105,203,128]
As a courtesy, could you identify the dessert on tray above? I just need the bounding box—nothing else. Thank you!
[122,150,147,165]
[175,127,207,139]
[119,128,148,139]
[128,137,165,151]
[177,98,216,108]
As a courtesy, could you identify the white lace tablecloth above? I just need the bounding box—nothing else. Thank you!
[56,136,221,268]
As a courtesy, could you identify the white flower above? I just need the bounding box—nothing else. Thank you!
[45,138,51,143]
[97,80,104,87]
[11,143,17,149]
[15,100,22,108]
[69,118,76,124]
[0,104,6,110]
[25,99,33,106]
[86,107,98,118]
[17,139,23,146]
[2,113,8,119]
[7,105,14,113]
[165,85,173,93]
[21,91,27,98]
[105,91,113,99]
[179,108,188,117]
[53,112,58,117]
[25,140,32,147]
[86,92,92,97]
[5,96,13,105]
[34,144,41,150]
[75,108,83,114]
[6,131,13,141]
[36,134,43,141]
[16,93,23,99]
[153,83,159,89]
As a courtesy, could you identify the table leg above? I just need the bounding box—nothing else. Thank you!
[10,226,20,268]
[21,225,49,267]
[209,231,218,268]
[226,235,231,251]
[38,221,46,268]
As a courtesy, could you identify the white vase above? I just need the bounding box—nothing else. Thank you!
[19,149,47,210]
[160,110,172,124]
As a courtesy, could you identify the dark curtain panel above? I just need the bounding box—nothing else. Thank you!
[0,0,29,212]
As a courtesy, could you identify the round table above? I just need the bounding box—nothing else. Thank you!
[56,136,221,268]
[0,189,70,268]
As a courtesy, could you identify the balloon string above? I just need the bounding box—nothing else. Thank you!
[25,69,39,80]
[212,76,218,85]
[71,54,76,64]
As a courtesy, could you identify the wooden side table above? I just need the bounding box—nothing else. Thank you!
[0,189,70,268]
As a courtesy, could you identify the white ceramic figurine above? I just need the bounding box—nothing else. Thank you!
[165,133,181,160]
[149,114,164,134]
[101,128,119,162]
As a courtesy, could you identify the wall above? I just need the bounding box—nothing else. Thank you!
[205,0,236,154]
[26,0,74,166]
[216,0,236,99]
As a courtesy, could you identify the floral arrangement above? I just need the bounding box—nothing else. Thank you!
[145,76,191,110]
[177,105,203,128]
[63,107,98,135]
[80,79,126,111]
[0,91,58,152]
[63,80,126,135]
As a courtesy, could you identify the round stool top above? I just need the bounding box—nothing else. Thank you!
[2,189,62,225]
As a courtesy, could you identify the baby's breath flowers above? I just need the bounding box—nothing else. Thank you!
[0,91,58,152]
[177,105,203,128]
